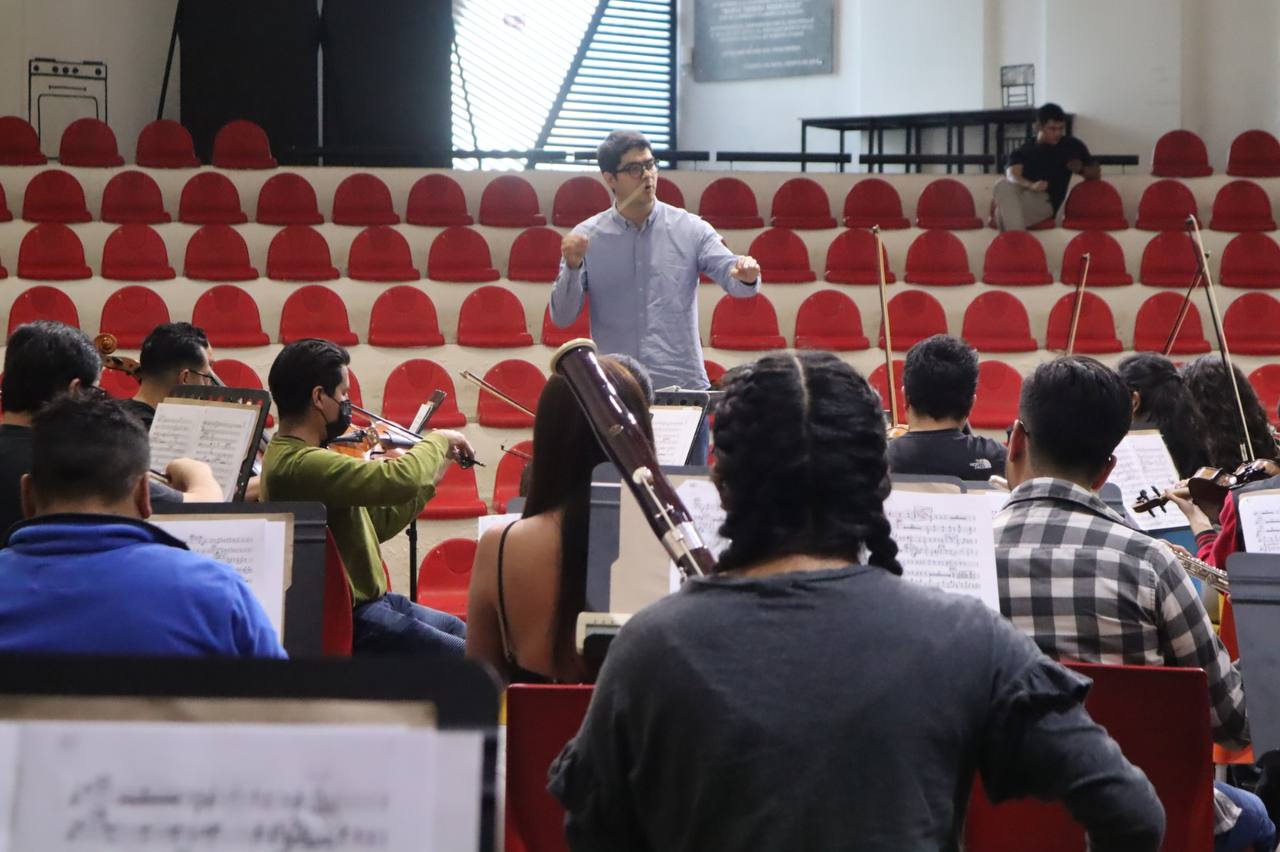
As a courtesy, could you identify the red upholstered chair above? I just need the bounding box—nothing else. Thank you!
[21,170,91,223]
[904,230,975,285]
[332,173,399,226]
[710,293,787,350]
[17,223,92,280]
[101,170,171,224]
[347,226,420,282]
[1135,179,1197,231]
[184,225,259,281]
[382,359,465,428]
[0,183,11,222]
[193,285,271,348]
[1151,129,1213,178]
[867,360,906,412]
[748,227,816,282]
[541,298,590,346]
[479,175,545,227]
[256,173,323,225]
[0,116,47,165]
[178,172,249,224]
[415,538,477,618]
[552,176,610,227]
[1139,231,1199,287]
[824,228,896,284]
[698,177,764,229]
[492,441,533,513]
[1220,232,1280,288]
[456,285,533,347]
[1133,292,1210,354]
[266,226,339,281]
[426,226,500,282]
[1210,180,1276,231]
[211,119,277,169]
[99,286,170,348]
[477,359,544,427]
[506,685,595,852]
[367,286,445,347]
[99,368,140,400]
[508,226,563,283]
[915,179,982,229]
[770,177,836,229]
[842,178,910,229]
[58,118,123,167]
[961,292,1038,352]
[101,224,176,281]
[279,285,358,345]
[1224,292,1280,354]
[419,463,487,519]
[793,290,869,350]
[879,291,948,350]
[1227,129,1280,178]
[1249,365,1280,424]
[1061,180,1128,230]
[134,119,200,168]
[970,360,1022,429]
[981,231,1053,285]
[7,286,79,335]
[405,174,473,226]
[656,176,685,208]
[1044,291,1122,352]
[1060,231,1133,286]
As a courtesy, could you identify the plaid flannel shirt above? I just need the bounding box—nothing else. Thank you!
[995,477,1249,752]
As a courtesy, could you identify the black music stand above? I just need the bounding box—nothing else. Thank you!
[1226,552,1280,758]
[164,384,271,501]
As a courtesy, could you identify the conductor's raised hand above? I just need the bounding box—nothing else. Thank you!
[562,233,590,269]
[731,255,761,284]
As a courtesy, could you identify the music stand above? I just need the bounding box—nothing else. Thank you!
[1225,552,1280,758]
[162,385,271,501]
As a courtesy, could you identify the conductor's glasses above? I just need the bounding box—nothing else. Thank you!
[615,158,658,178]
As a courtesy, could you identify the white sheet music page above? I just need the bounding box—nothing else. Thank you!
[1106,431,1184,532]
[0,723,17,852]
[884,489,1000,612]
[149,399,260,501]
[1237,489,1280,554]
[668,478,729,592]
[649,406,704,466]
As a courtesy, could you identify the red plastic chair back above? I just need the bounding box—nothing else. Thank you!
[770,177,836,229]
[793,290,869,350]
[492,441,534,514]
[279,285,358,345]
[184,224,259,280]
[982,231,1053,285]
[477,360,544,428]
[1224,292,1280,354]
[58,118,124,167]
[1248,364,1280,425]
[1219,232,1280,288]
[21,169,91,223]
[256,173,323,225]
[552,176,610,227]
[541,298,591,347]
[99,286,171,348]
[456,286,533,347]
[704,359,726,388]
[212,119,277,169]
[321,530,354,656]
[178,172,249,224]
[99,367,140,400]
[655,176,685,208]
[210,358,270,425]
[962,292,1038,352]
[479,175,545,227]
[135,119,200,168]
[904,229,975,285]
[0,182,10,223]
[1151,130,1212,178]
[383,359,465,428]
[1061,180,1128,230]
[0,116,47,165]
[915,178,982,229]
[416,538,478,618]
[843,178,909,229]
[267,226,339,281]
[1139,231,1199,287]
[970,360,1022,428]
[17,223,92,280]
[879,291,948,350]
[7,286,80,335]
[1044,291,1122,352]
[427,226,500,282]
[1135,180,1197,231]
[1227,129,1280,178]
[102,170,171,224]
[193,285,271,348]
[1210,180,1277,232]
[867,359,906,412]
[698,177,763,229]
[748,227,816,282]
[405,174,473,226]
[1061,231,1132,286]
[505,685,594,852]
[823,228,895,284]
[332,173,399,225]
[347,226,420,282]
[419,463,487,520]
[367,286,445,347]
[101,224,176,281]
[710,294,787,350]
[1133,292,1210,354]
[508,227,563,283]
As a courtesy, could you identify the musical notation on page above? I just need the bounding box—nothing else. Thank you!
[884,490,1001,612]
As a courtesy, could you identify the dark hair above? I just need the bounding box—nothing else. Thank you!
[903,334,978,421]
[137,322,210,380]
[1181,356,1278,469]
[1019,356,1132,478]
[712,351,901,575]
[597,129,651,175]
[1117,353,1210,478]
[1,321,100,414]
[30,391,149,504]
[602,352,654,405]
[1037,102,1067,125]
[522,356,653,679]
[268,339,350,418]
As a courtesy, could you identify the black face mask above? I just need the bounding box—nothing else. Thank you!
[322,397,353,445]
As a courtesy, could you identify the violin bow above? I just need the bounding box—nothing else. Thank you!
[872,225,902,425]
[460,370,536,419]
[1064,252,1092,355]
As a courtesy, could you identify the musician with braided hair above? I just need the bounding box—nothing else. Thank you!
[550,350,1163,852]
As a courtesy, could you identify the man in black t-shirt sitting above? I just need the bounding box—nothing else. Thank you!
[993,102,1100,231]
[124,322,218,430]
[886,334,1007,481]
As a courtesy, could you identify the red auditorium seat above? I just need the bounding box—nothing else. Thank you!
[1044,291,1122,352]
[178,172,249,224]
[99,368,140,400]
[456,286,532,347]
[793,290,869,350]
[541,299,590,346]
[426,226,500,282]
[1151,129,1213,178]
[184,224,259,280]
[842,178,909,229]
[58,118,123,167]
[1061,180,1128,230]
[211,119,277,169]
[1210,180,1276,231]
[879,291,948,350]
[914,179,982,229]
[823,228,896,284]
[347,226,420,282]
[1223,292,1280,354]
[419,463,487,520]
[478,175,545,227]
[1139,231,1199,287]
[492,442,534,514]
[704,359,726,387]
[1133,292,1210,354]
[552,176,610,227]
[0,116,47,165]
[1135,179,1197,231]
[0,256,6,278]
[21,170,91,222]
[970,361,1022,429]
[1220,232,1280,288]
[99,286,170,348]
[710,294,787,350]
[416,538,477,618]
[331,173,399,225]
[134,119,200,168]
[981,231,1053,285]
[1249,365,1280,424]
[748,227,816,282]
[1061,231,1133,286]
[961,292,1038,352]
[7,286,79,335]
[770,177,837,229]
[867,360,906,413]
[478,360,544,427]
[279,285,358,345]
[505,684,594,852]
[367,286,446,347]
[193,286,271,347]
[266,226,339,281]
[100,224,176,281]
[405,174,473,226]
[0,183,11,222]
[17,223,92,280]
[508,226,563,283]
[346,368,365,410]
[1227,129,1280,178]
[382,359,465,428]
[101,170,171,224]
[698,177,764,229]
[256,173,323,225]
[208,359,274,425]
[656,176,685,208]
[903,230,975,285]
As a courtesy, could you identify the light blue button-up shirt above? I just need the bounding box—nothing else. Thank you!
[549,201,761,390]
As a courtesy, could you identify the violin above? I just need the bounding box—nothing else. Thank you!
[1132,460,1276,515]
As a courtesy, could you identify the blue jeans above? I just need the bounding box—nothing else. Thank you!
[352,593,467,656]
[1216,781,1278,852]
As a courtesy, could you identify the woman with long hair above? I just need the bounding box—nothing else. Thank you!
[1181,355,1278,470]
[1116,352,1211,478]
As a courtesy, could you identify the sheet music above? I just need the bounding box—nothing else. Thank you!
[883,489,1000,612]
[668,478,729,591]
[650,406,704,466]
[985,489,1010,517]
[150,399,261,501]
[0,724,17,852]
[428,732,482,852]
[1238,490,1280,554]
